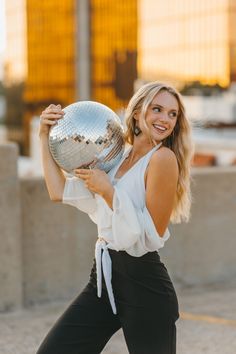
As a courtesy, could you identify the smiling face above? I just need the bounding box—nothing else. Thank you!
[136,90,179,143]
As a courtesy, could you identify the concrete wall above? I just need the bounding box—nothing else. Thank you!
[160,166,236,286]
[1,143,236,312]
[20,177,97,306]
[0,143,23,312]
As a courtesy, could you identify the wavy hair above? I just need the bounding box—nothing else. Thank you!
[124,81,194,223]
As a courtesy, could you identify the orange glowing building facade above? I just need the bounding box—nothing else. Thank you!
[5,0,137,109]
[138,0,236,88]
[4,0,137,153]
[90,0,137,110]
[25,0,76,107]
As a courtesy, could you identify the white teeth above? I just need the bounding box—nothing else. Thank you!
[154,124,166,131]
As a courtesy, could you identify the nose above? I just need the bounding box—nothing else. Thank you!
[159,112,169,122]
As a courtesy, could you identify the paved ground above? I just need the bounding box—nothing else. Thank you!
[1,280,236,354]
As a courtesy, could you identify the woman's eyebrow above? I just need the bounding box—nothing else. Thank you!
[150,103,178,112]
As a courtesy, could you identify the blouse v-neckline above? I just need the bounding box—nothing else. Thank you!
[112,142,162,183]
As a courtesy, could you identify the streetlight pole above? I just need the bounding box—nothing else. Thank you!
[75,0,90,101]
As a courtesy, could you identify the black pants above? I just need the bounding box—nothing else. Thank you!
[36,249,179,354]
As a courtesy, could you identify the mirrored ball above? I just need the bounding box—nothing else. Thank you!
[49,101,125,174]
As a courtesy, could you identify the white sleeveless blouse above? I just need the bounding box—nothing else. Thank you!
[62,142,170,314]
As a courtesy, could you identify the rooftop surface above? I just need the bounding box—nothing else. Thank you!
[1,280,236,354]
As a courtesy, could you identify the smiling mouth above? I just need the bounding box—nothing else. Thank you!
[153,124,167,134]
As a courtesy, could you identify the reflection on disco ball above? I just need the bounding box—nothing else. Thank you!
[48,101,125,174]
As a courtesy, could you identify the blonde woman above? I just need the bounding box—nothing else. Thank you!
[37,82,193,354]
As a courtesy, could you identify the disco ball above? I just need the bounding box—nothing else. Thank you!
[48,101,125,174]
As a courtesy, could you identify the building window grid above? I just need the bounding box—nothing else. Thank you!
[139,1,231,87]
[90,0,137,109]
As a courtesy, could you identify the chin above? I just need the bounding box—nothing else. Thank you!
[152,133,168,141]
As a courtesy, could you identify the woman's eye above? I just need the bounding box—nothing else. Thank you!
[170,112,177,118]
[153,107,161,112]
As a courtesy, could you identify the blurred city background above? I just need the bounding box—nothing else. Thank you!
[0,1,236,353]
[0,0,236,171]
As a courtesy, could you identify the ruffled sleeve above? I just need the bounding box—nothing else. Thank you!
[62,176,97,223]
[131,205,170,256]
[98,184,170,256]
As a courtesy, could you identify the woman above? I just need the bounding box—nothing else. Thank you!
[37,81,193,354]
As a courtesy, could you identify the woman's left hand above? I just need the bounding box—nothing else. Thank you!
[74,168,114,198]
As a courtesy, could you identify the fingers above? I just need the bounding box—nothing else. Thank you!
[73,169,108,195]
[41,119,58,126]
[48,104,57,109]
[42,109,64,116]
[40,103,65,125]
[41,113,64,119]
[43,103,64,115]
[74,169,96,182]
[40,114,63,126]
[74,169,93,177]
[47,103,61,110]
[75,169,92,174]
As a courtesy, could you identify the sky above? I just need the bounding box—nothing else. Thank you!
[0,0,6,79]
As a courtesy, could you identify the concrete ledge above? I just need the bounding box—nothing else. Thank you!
[160,166,236,285]
[1,139,236,311]
[20,177,97,306]
[0,143,23,312]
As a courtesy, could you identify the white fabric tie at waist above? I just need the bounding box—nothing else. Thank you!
[95,238,117,315]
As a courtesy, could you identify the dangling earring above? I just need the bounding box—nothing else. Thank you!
[134,125,142,136]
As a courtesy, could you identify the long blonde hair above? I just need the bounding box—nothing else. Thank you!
[124,81,194,223]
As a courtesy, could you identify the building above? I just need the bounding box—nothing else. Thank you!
[90,1,137,110]
[138,0,236,88]
[4,0,137,154]
[4,0,27,86]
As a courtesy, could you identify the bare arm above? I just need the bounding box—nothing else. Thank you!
[145,147,179,237]
[39,104,66,202]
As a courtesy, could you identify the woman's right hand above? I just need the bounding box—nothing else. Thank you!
[39,104,65,138]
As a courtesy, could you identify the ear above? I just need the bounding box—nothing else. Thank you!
[133,110,140,121]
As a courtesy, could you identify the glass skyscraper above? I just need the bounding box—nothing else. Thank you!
[138,0,236,88]
[4,0,137,153]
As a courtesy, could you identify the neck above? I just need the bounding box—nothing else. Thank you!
[127,135,162,163]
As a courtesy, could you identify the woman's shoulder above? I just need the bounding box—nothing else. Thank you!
[148,146,179,176]
[152,146,177,163]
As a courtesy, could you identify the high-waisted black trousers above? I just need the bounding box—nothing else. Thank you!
[36,249,179,354]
